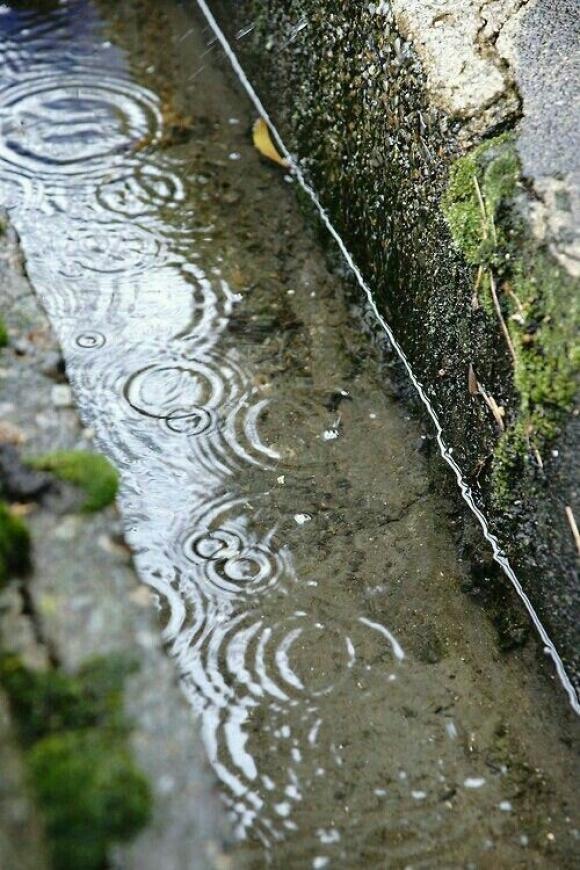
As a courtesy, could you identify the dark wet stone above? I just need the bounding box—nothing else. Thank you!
[0,446,52,502]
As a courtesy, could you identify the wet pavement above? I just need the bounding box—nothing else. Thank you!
[0,0,578,866]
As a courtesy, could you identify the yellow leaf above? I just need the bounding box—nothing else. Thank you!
[252,118,289,168]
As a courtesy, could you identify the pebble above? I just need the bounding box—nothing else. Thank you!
[51,383,73,408]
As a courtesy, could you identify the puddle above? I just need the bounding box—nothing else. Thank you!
[0,0,578,865]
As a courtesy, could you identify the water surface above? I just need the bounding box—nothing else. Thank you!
[0,1,578,865]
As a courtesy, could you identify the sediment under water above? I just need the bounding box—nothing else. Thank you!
[0,0,578,866]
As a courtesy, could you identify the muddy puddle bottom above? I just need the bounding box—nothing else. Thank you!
[0,1,578,866]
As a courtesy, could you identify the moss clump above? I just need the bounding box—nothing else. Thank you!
[29,732,150,870]
[0,501,31,587]
[442,135,579,504]
[0,653,136,746]
[0,653,150,870]
[442,133,518,269]
[27,450,119,512]
[0,316,8,348]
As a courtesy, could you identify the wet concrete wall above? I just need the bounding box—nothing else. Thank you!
[209,0,580,692]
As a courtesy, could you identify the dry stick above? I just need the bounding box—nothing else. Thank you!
[472,264,483,309]
[478,383,505,430]
[565,506,580,556]
[505,284,526,320]
[489,271,518,366]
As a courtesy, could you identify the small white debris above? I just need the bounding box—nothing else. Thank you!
[313,859,329,869]
[464,777,486,789]
[445,721,458,740]
[369,412,377,419]
[498,800,512,812]
[228,117,240,124]
[228,152,242,161]
[412,790,427,801]
[51,384,73,408]
[294,513,311,525]
[277,475,285,484]
[322,428,339,441]
[317,828,340,844]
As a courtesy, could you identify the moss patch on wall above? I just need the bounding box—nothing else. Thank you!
[0,653,151,870]
[442,135,579,505]
[0,316,8,348]
[27,450,119,512]
[0,501,31,587]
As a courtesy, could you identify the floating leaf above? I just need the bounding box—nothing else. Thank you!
[252,118,289,168]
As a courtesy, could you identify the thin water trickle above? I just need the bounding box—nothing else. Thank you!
[0,1,578,865]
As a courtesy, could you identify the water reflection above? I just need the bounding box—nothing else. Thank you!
[0,1,573,866]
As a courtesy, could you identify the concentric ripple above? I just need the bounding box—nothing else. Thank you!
[124,355,242,422]
[180,493,294,598]
[48,216,167,281]
[174,602,407,843]
[96,160,186,218]
[0,73,161,180]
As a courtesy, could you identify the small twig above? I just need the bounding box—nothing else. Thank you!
[505,284,526,319]
[468,380,505,432]
[565,506,580,556]
[479,387,505,431]
[532,446,544,470]
[472,265,483,309]
[489,271,518,366]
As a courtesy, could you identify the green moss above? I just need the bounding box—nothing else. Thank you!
[0,316,8,348]
[0,501,31,587]
[27,450,119,512]
[29,731,150,870]
[0,652,137,746]
[441,133,517,269]
[442,135,579,505]
[0,653,150,870]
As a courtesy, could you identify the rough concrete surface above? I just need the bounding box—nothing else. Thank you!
[209,0,580,691]
[391,0,523,131]
[498,0,580,277]
[0,221,230,869]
